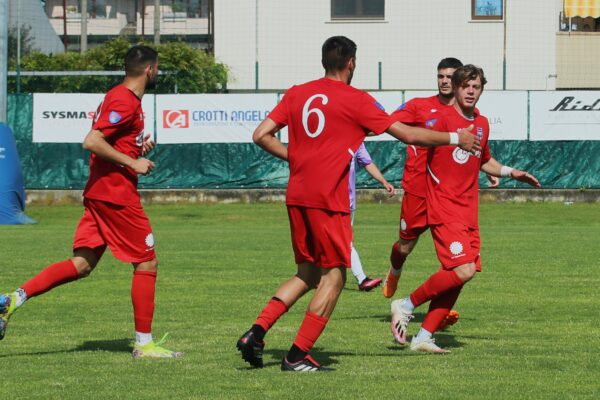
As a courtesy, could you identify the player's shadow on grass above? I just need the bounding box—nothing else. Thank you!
[0,338,132,358]
[237,347,354,370]
[74,338,132,353]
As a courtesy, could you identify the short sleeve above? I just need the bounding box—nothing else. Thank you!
[391,100,418,124]
[355,143,372,167]
[267,91,291,127]
[92,94,135,138]
[356,92,395,135]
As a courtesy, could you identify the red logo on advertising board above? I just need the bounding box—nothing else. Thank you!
[163,110,189,128]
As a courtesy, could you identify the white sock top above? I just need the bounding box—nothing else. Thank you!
[415,328,432,342]
[135,332,153,346]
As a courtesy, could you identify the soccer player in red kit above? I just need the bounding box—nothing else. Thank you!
[390,65,540,353]
[383,58,498,303]
[236,36,480,371]
[0,46,182,359]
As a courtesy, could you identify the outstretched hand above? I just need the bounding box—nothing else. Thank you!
[457,125,481,154]
[511,170,541,188]
[141,134,155,156]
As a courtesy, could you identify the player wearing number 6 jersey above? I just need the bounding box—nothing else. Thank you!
[236,36,481,372]
[0,46,182,359]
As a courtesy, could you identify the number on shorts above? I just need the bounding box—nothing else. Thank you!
[302,94,329,138]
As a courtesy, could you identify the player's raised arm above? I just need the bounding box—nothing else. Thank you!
[252,117,288,161]
[83,129,154,175]
[480,157,541,188]
[385,122,481,153]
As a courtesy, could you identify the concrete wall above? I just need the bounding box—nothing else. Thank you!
[25,189,600,206]
[215,0,561,91]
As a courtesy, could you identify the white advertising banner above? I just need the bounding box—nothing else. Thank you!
[33,93,155,143]
[404,91,528,140]
[469,91,528,140]
[157,94,278,143]
[530,91,600,140]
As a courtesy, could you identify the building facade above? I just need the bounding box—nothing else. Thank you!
[214,0,600,91]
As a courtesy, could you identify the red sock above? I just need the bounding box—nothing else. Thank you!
[421,285,463,333]
[293,312,329,353]
[21,260,79,298]
[131,270,157,333]
[254,297,289,332]
[410,268,463,308]
[390,242,407,270]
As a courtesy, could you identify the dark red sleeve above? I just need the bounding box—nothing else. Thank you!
[92,93,135,138]
[391,99,418,124]
[356,92,395,135]
[267,90,291,127]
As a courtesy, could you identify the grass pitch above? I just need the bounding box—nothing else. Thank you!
[0,202,599,399]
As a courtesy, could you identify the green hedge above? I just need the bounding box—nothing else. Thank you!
[8,38,227,94]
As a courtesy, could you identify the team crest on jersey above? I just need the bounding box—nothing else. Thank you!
[375,101,385,111]
[452,147,470,164]
[425,118,437,128]
[109,111,122,124]
[396,103,407,111]
[476,127,483,139]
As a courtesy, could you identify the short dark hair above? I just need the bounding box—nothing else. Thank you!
[437,57,463,70]
[452,64,487,88]
[124,45,158,76]
[321,36,357,73]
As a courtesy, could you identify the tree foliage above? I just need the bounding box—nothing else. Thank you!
[8,38,228,94]
[8,25,35,60]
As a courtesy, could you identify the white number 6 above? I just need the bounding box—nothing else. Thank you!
[302,94,329,138]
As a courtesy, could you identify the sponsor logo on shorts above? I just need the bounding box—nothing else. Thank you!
[145,233,155,249]
[109,111,122,124]
[449,241,465,259]
[400,218,407,231]
[430,108,437,113]
[163,110,189,128]
[452,147,470,164]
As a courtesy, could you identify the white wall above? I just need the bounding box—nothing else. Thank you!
[215,0,560,91]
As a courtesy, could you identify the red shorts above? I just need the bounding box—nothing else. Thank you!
[431,223,481,271]
[73,198,156,263]
[399,192,428,240]
[287,206,352,268]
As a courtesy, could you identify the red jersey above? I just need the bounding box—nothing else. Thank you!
[391,95,452,198]
[426,106,491,229]
[268,78,395,213]
[84,84,145,206]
